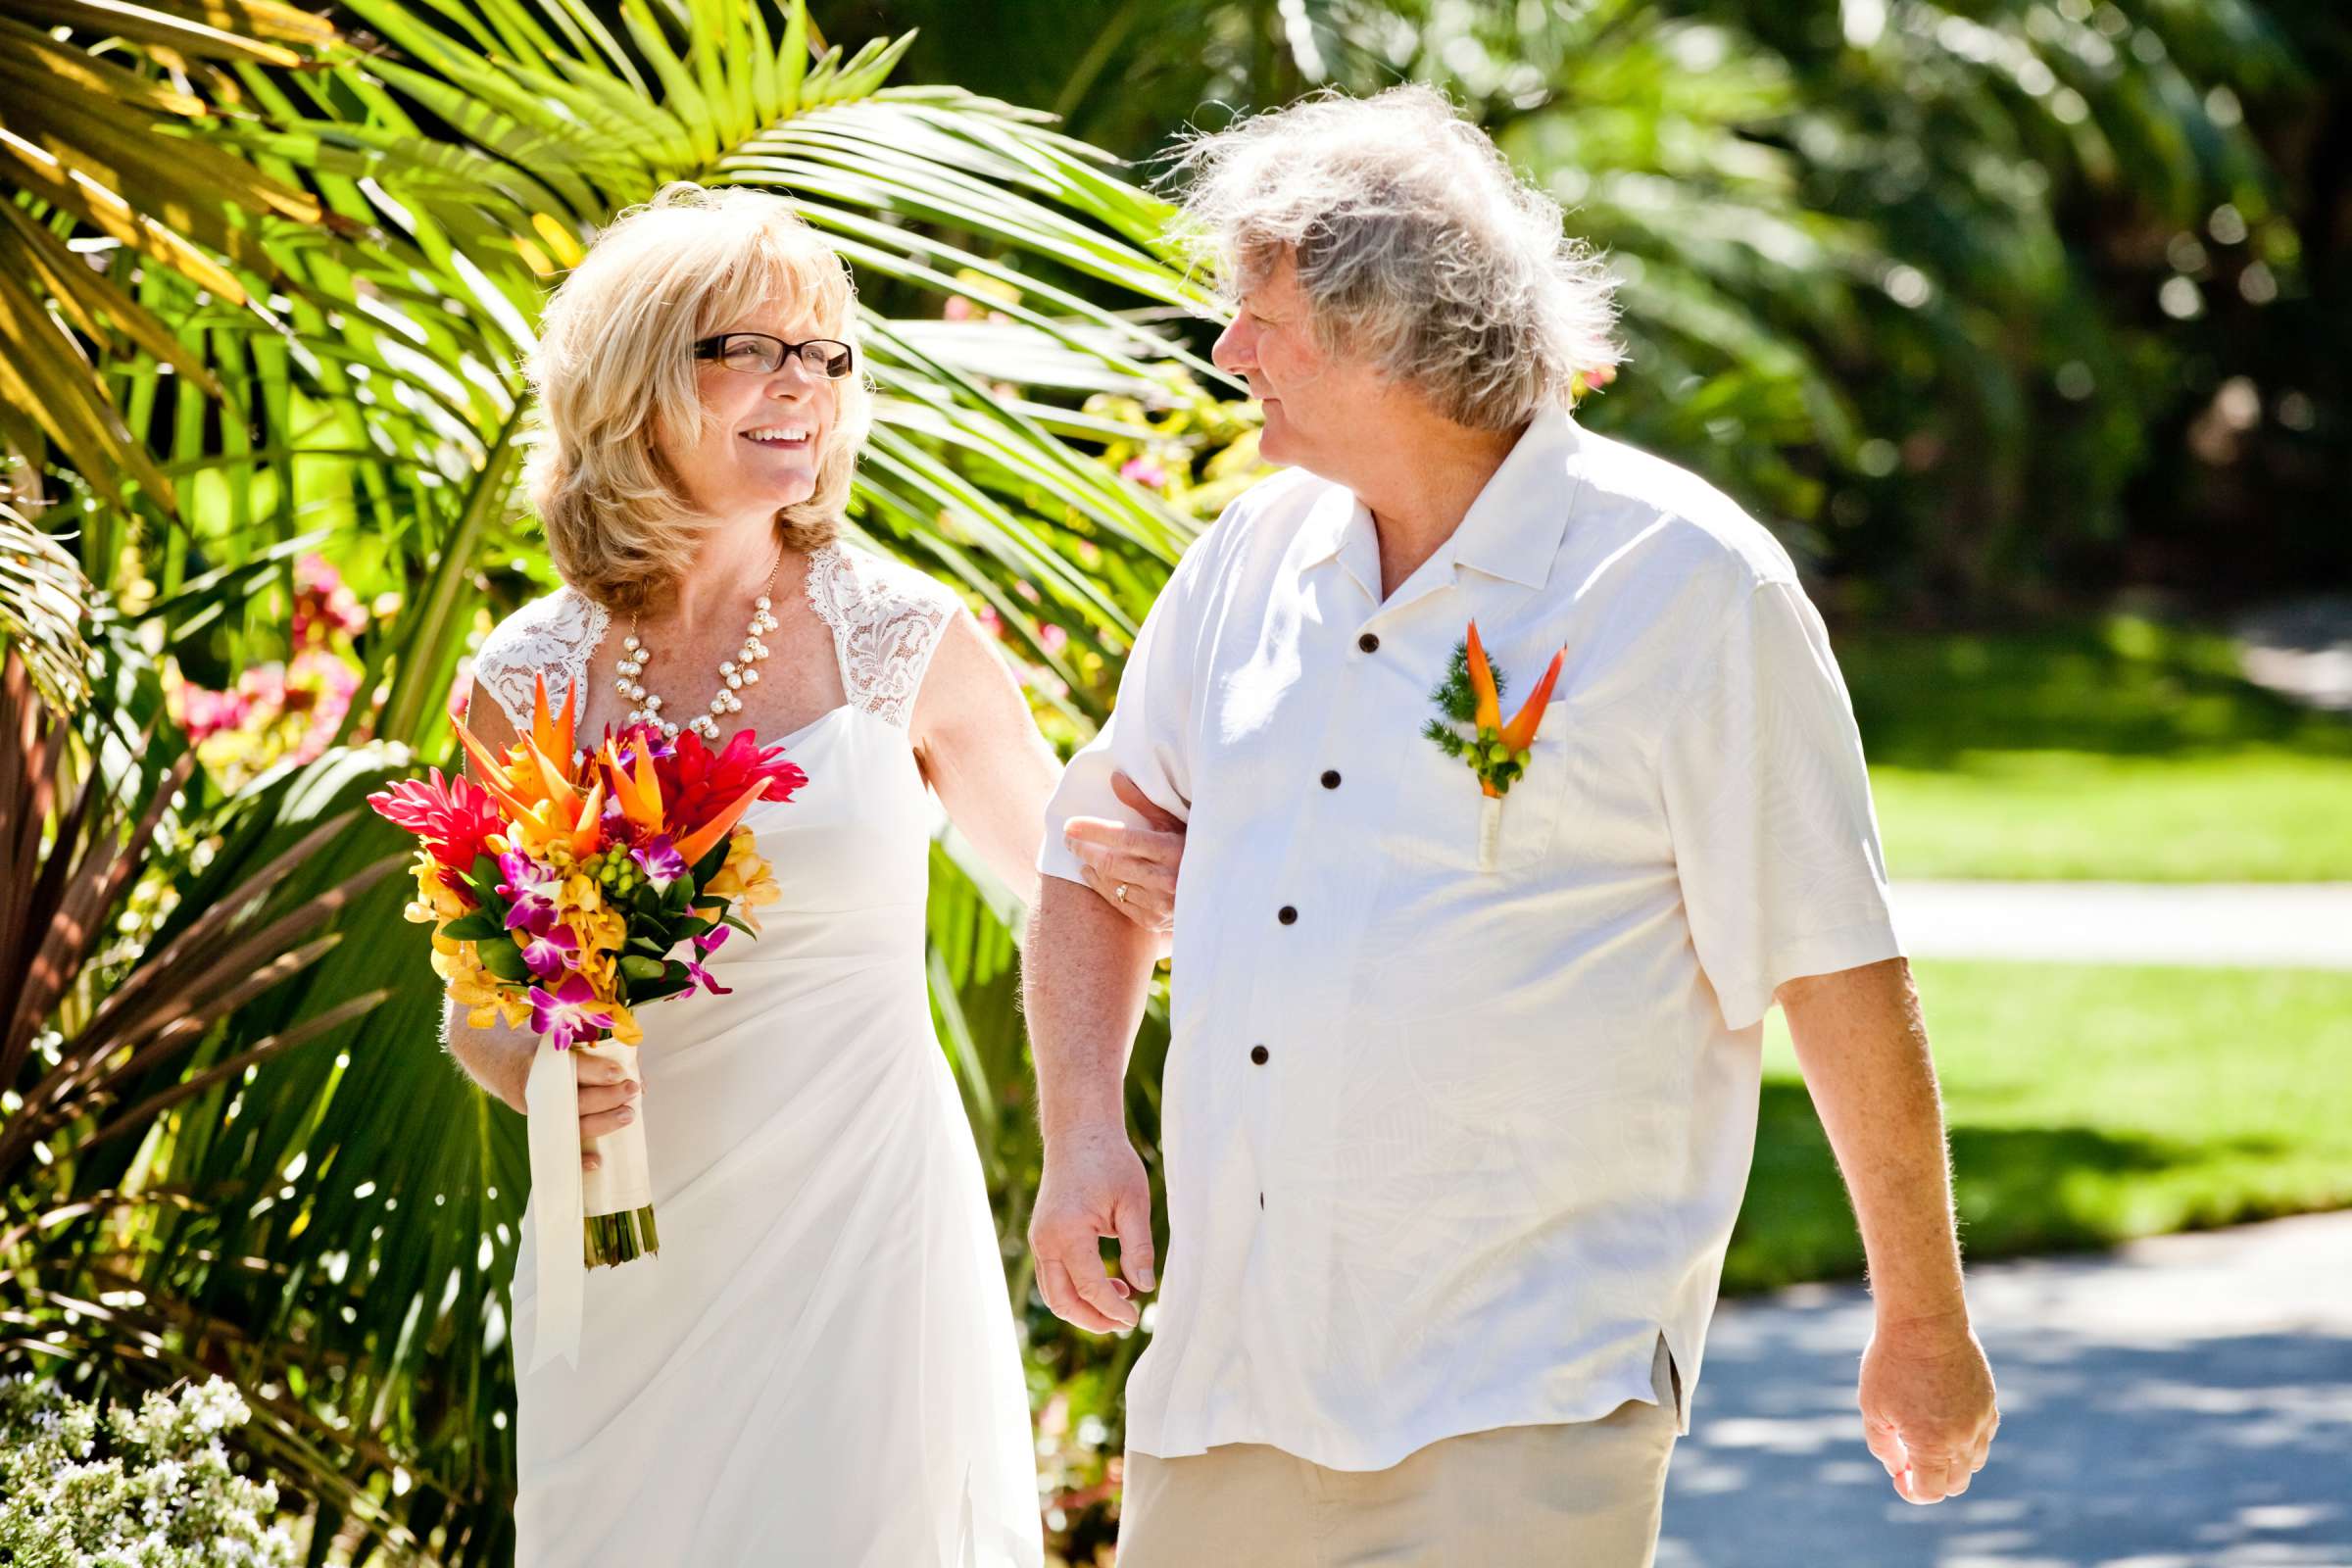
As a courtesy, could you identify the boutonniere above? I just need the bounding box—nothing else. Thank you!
[1422,620,1564,870]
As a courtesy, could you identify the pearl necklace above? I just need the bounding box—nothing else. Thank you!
[613,555,782,742]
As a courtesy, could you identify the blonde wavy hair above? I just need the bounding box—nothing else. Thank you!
[524,182,872,613]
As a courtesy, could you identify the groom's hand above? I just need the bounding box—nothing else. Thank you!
[1858,1308,1999,1503]
[1029,1122,1156,1334]
[1063,771,1184,936]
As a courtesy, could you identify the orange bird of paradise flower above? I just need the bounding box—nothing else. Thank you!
[1461,619,1565,798]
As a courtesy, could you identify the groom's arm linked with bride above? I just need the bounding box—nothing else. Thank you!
[1023,85,1997,1567]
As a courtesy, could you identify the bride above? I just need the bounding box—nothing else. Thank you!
[444,184,1179,1566]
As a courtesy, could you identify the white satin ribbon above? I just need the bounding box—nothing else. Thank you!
[523,1037,652,1373]
[1477,794,1503,872]
[523,1040,584,1372]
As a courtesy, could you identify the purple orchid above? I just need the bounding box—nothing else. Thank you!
[528,973,613,1052]
[518,921,579,980]
[683,926,732,997]
[497,849,564,933]
[631,837,688,892]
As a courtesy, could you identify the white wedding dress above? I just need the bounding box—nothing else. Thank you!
[472,543,1044,1568]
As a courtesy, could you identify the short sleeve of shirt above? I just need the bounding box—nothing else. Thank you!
[1036,541,1208,887]
[1659,577,1904,1030]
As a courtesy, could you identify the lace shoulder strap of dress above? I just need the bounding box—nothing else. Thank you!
[472,585,611,737]
[801,541,957,729]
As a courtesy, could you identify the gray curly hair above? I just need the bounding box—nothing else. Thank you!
[1170,85,1620,432]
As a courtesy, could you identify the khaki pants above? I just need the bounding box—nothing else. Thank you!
[1116,1339,1681,1568]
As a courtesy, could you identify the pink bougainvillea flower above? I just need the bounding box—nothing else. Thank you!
[528,973,613,1052]
[292,554,368,647]
[519,921,579,981]
[1119,455,1168,490]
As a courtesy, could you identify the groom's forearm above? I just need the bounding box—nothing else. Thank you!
[1024,875,1158,1139]
[1778,957,1970,1324]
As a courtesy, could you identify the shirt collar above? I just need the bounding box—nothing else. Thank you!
[1297,486,1383,604]
[1446,405,1585,591]
[1297,405,1586,599]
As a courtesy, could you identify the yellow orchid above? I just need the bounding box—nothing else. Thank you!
[404,853,469,925]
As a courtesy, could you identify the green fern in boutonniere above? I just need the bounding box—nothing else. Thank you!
[1421,637,1507,762]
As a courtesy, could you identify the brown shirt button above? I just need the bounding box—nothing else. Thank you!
[1250,1044,1269,1065]
[1277,906,1298,925]
[1357,632,1380,654]
[1320,769,1342,789]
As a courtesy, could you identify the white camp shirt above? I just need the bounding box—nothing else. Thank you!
[1039,407,1904,1470]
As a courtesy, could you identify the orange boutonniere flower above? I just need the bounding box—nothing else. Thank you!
[1423,619,1565,867]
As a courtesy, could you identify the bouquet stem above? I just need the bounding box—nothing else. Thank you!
[584,1205,661,1266]
[573,1037,658,1270]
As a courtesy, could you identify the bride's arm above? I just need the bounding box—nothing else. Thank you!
[441,996,533,1113]
[439,676,637,1166]
[915,612,1183,943]
[910,612,1061,905]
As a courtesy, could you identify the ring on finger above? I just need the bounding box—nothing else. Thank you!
[1114,883,1128,902]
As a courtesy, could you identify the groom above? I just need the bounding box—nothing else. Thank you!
[1025,87,1997,1564]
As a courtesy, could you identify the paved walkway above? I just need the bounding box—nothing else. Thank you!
[1659,1209,2352,1568]
[1889,881,2352,970]
[2237,595,2352,713]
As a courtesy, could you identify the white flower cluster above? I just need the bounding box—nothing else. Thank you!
[0,1374,298,1567]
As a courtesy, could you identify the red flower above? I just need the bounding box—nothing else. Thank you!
[660,728,808,840]
[368,766,508,873]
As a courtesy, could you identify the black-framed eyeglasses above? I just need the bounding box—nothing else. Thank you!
[693,332,856,379]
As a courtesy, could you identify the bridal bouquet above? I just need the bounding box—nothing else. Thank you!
[368,675,802,1275]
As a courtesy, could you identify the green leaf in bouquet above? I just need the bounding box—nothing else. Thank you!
[619,955,666,983]
[473,936,531,985]
[689,842,729,883]
[720,911,758,938]
[441,910,508,942]
[661,874,694,914]
[460,854,510,914]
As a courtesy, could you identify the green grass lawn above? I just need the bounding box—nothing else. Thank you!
[1843,617,2352,881]
[1724,958,2352,1294]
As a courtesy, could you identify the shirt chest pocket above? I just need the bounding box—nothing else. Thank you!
[1391,696,1574,873]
